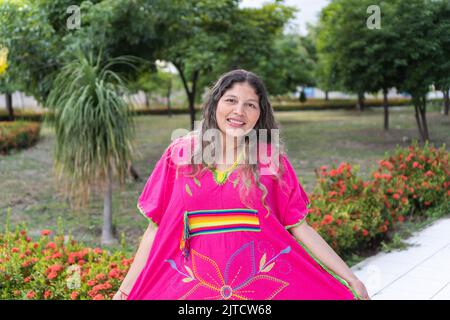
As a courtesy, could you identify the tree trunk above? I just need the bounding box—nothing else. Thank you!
[383,89,389,131]
[325,91,329,101]
[145,93,150,108]
[357,92,365,112]
[443,89,449,116]
[5,92,14,121]
[413,96,430,143]
[175,63,198,130]
[101,164,117,246]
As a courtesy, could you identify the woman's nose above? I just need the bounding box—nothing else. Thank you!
[233,103,245,114]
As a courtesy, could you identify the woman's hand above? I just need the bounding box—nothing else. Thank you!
[348,278,370,300]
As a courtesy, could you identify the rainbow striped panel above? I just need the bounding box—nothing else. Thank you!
[187,208,261,236]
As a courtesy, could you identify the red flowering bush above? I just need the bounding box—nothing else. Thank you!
[308,163,384,255]
[371,140,450,224]
[0,221,132,300]
[306,141,449,258]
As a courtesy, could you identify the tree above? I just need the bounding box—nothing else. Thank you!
[0,0,60,120]
[161,0,295,130]
[431,0,450,116]
[46,51,136,245]
[393,0,438,142]
[255,33,316,97]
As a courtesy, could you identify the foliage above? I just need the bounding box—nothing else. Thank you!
[45,50,136,205]
[307,142,450,258]
[0,121,41,154]
[0,214,132,300]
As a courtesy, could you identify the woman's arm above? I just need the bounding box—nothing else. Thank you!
[289,221,370,300]
[113,222,158,300]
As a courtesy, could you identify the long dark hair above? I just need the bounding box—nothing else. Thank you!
[180,69,287,217]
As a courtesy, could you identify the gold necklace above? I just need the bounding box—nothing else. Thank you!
[211,149,244,185]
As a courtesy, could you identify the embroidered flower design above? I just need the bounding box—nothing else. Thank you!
[166,241,291,300]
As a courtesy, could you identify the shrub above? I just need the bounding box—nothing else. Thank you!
[0,218,132,300]
[308,163,384,255]
[0,121,41,154]
[371,140,450,224]
[306,141,450,258]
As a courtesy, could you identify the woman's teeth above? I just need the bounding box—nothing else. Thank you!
[227,118,245,126]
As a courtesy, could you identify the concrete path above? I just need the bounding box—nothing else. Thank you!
[351,216,450,300]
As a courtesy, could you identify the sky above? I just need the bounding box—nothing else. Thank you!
[240,0,330,35]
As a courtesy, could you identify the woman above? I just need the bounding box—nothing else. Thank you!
[113,69,370,300]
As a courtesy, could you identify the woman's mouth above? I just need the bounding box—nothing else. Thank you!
[226,118,246,128]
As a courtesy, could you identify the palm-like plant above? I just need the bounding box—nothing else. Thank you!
[46,50,136,245]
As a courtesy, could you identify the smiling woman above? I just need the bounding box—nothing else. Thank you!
[114,69,369,301]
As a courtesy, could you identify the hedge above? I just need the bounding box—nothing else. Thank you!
[0,121,41,154]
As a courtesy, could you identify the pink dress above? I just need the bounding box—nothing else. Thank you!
[127,137,361,300]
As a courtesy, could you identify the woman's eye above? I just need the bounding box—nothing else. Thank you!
[225,98,235,103]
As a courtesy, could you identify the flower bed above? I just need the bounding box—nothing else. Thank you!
[307,141,450,258]
[0,121,41,154]
[0,222,132,300]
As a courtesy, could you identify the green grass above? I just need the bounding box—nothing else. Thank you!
[0,105,449,257]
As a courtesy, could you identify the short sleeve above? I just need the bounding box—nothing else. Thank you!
[137,143,177,226]
[275,154,311,229]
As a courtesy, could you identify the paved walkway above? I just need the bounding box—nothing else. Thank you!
[351,216,450,300]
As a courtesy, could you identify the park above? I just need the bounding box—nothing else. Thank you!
[0,0,449,301]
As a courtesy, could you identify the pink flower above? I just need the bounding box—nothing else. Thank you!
[71,291,79,300]
[26,291,36,299]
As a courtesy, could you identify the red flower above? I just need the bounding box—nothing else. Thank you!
[95,273,106,281]
[71,291,79,300]
[11,247,19,253]
[87,279,96,287]
[23,276,31,283]
[398,215,405,223]
[362,229,369,237]
[47,272,58,280]
[26,291,36,299]
[93,294,105,300]
[40,230,52,236]
[46,242,56,250]
[321,214,333,225]
[412,162,419,168]
[108,269,120,279]
[393,193,400,200]
[44,290,52,299]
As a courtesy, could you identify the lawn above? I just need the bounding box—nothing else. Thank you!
[1,104,449,254]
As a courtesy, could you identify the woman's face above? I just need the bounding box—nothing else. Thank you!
[216,82,261,139]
